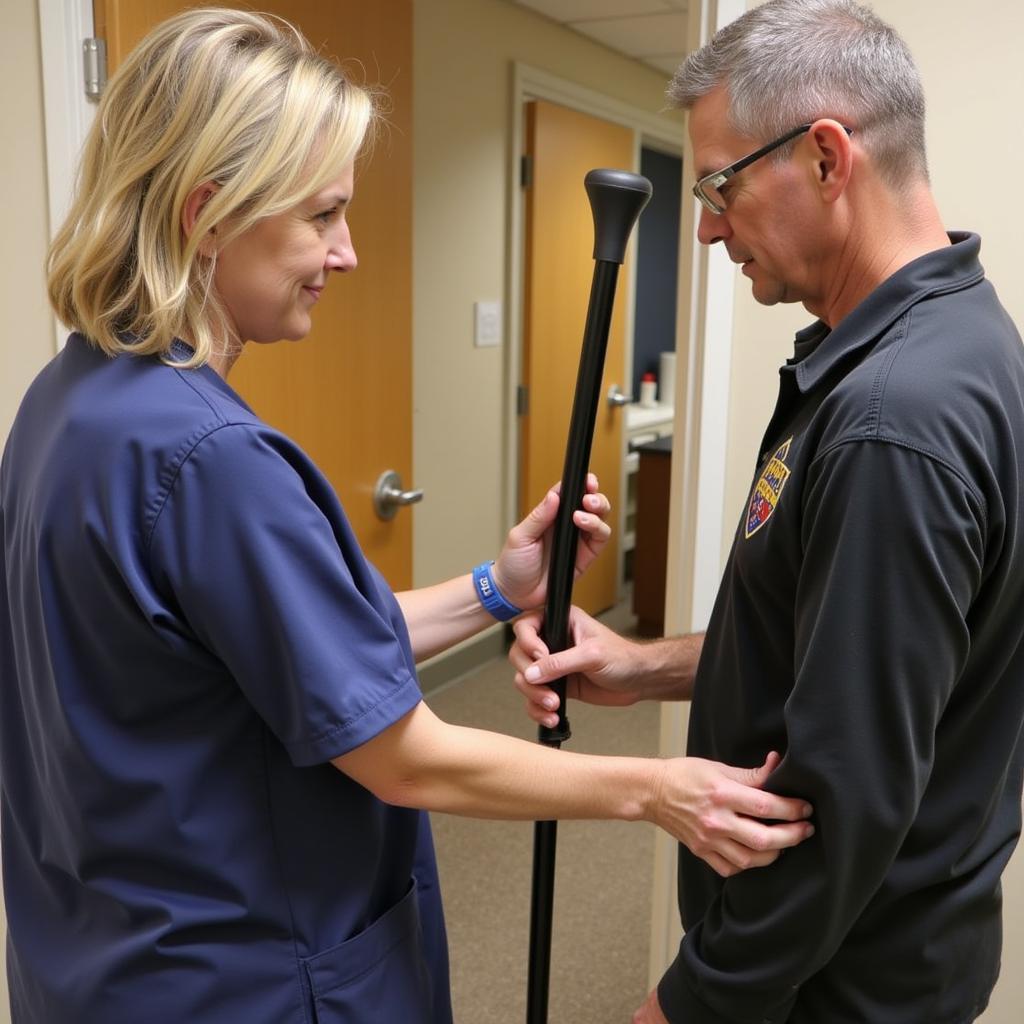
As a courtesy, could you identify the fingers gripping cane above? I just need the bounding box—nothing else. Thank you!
[527,169,652,1024]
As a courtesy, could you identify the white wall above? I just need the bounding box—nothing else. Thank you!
[412,0,679,586]
[719,3,1024,1022]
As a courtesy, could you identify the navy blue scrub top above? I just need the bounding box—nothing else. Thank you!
[0,335,452,1023]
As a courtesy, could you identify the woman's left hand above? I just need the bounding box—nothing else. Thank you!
[492,475,611,612]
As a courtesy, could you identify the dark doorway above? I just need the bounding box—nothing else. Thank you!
[633,147,682,403]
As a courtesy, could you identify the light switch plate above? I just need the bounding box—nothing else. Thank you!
[474,301,502,348]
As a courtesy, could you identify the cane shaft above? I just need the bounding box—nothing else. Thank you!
[526,819,558,1024]
[526,262,619,1024]
[526,168,652,1024]
[537,260,619,744]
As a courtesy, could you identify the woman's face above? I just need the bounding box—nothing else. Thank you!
[212,164,357,345]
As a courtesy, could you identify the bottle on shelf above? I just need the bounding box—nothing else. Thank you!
[639,372,658,408]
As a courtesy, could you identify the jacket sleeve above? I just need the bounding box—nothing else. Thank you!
[657,439,986,1023]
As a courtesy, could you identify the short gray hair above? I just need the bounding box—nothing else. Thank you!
[669,0,928,187]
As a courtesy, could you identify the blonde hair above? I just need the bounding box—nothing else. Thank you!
[47,7,377,367]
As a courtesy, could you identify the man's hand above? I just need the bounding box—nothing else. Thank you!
[509,605,642,726]
[633,989,670,1023]
[491,475,611,612]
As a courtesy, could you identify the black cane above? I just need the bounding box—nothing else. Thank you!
[526,168,652,1024]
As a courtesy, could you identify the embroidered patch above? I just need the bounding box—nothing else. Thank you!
[745,437,793,539]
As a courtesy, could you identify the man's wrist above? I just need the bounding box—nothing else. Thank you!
[641,634,702,701]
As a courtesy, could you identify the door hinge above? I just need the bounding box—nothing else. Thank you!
[83,38,107,100]
[520,154,533,189]
[517,384,529,416]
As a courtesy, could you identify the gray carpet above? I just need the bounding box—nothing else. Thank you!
[425,603,662,1023]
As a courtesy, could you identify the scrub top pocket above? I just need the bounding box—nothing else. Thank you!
[302,879,435,1023]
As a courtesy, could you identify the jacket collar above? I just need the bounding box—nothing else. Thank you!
[790,232,985,393]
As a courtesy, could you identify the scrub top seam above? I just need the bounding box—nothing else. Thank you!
[143,421,259,557]
[288,670,422,764]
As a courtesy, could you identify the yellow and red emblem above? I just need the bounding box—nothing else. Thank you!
[745,437,793,539]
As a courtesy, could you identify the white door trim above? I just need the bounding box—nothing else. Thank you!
[37,0,97,353]
[504,63,683,558]
[649,0,745,987]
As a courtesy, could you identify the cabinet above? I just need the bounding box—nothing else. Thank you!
[631,435,672,637]
[623,404,674,557]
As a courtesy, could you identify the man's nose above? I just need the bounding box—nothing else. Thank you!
[697,206,730,246]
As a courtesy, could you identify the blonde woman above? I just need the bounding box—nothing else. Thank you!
[0,9,813,1022]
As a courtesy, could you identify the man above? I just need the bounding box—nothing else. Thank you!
[510,1,1024,1021]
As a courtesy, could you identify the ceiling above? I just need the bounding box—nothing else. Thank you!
[508,0,688,78]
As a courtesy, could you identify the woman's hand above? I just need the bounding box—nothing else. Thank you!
[492,475,611,612]
[653,752,815,877]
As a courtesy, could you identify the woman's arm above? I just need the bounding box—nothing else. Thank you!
[393,572,499,663]
[334,702,814,878]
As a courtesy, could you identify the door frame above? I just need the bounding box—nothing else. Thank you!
[648,0,747,985]
[506,64,684,599]
[37,0,97,354]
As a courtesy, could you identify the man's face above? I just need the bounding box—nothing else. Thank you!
[688,86,818,309]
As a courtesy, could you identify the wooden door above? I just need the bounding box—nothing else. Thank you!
[521,100,635,615]
[95,0,415,589]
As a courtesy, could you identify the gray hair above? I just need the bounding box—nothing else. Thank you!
[669,0,928,187]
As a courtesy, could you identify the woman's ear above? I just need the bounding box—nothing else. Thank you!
[181,181,220,257]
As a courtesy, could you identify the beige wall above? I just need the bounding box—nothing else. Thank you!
[0,1,49,1015]
[412,0,679,586]
[720,3,1024,1022]
[1,0,53,442]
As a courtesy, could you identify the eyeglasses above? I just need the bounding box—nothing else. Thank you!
[692,122,852,215]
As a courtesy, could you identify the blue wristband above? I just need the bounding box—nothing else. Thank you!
[472,561,523,622]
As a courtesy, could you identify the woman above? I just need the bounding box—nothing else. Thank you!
[0,9,813,1023]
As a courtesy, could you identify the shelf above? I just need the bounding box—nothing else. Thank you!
[625,403,674,433]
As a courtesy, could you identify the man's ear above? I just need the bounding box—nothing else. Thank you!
[807,120,853,203]
[181,181,220,257]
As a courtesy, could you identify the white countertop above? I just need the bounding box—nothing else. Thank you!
[626,403,674,431]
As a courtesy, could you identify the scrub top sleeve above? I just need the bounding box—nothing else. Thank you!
[147,424,422,767]
[658,439,985,1024]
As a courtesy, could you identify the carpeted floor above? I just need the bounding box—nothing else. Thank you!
[425,601,662,1023]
